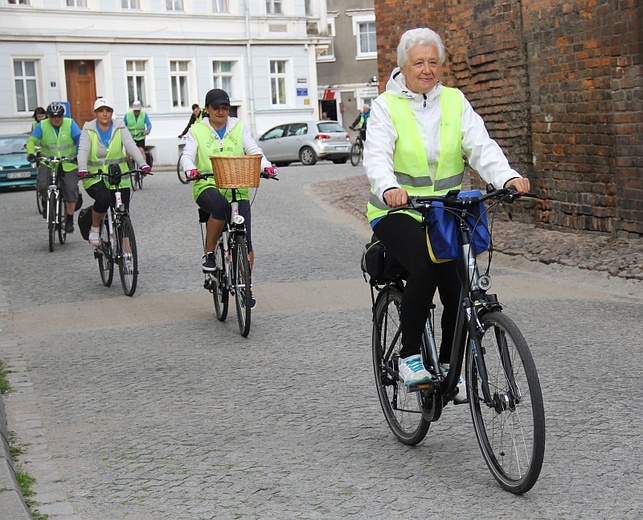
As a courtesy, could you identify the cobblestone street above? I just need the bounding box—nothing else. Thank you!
[0,163,641,519]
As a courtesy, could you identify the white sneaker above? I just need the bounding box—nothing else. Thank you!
[442,363,468,404]
[398,355,432,386]
[88,227,101,246]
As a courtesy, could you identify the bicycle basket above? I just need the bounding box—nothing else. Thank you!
[210,155,262,188]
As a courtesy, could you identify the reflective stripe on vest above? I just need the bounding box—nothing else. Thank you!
[125,110,147,140]
[366,87,464,222]
[40,118,77,172]
[84,128,130,190]
[191,122,246,202]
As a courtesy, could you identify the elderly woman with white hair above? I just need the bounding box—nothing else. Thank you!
[363,27,530,393]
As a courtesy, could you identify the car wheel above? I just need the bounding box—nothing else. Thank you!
[299,147,317,166]
[332,158,348,164]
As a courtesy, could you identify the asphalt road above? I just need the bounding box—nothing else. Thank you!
[0,163,641,519]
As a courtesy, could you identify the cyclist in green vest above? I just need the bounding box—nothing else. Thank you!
[350,104,370,142]
[123,100,152,162]
[178,103,208,139]
[26,102,82,233]
[180,89,276,307]
[77,98,152,247]
[31,106,47,131]
[363,28,530,394]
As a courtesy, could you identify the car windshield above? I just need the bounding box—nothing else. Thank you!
[0,136,27,155]
[317,122,345,133]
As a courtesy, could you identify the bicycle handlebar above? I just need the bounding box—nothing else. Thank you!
[35,153,77,165]
[186,171,279,183]
[389,185,536,215]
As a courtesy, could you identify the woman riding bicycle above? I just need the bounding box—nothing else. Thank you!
[180,88,275,305]
[77,98,151,246]
[363,28,530,391]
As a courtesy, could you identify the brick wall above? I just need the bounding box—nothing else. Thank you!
[373,0,642,237]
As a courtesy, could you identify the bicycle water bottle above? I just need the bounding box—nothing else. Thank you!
[115,191,124,211]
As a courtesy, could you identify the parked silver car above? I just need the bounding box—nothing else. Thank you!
[258,121,351,166]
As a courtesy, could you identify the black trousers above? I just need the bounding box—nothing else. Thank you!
[196,188,253,252]
[85,181,131,214]
[373,213,462,361]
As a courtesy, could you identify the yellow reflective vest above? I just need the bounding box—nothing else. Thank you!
[366,87,464,223]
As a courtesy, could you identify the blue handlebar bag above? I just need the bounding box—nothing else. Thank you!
[425,190,490,263]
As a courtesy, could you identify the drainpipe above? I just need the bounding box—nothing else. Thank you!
[245,2,256,136]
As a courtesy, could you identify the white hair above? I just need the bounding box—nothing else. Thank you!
[397,28,446,68]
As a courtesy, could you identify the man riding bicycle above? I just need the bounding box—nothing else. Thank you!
[350,104,371,142]
[179,88,276,307]
[123,100,152,163]
[26,102,82,234]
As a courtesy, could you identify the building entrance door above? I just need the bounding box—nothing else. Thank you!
[65,60,97,128]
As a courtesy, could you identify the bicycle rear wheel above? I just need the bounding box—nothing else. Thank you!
[97,219,114,287]
[466,311,545,494]
[212,241,229,321]
[57,196,66,245]
[350,142,361,166]
[36,188,43,215]
[372,285,431,445]
[117,215,138,296]
[232,234,251,337]
[47,192,56,252]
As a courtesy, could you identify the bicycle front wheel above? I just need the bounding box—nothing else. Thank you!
[466,311,545,494]
[177,155,189,184]
[212,241,229,321]
[232,234,251,337]
[117,215,138,297]
[47,193,56,252]
[372,285,430,445]
[350,142,361,166]
[97,219,114,287]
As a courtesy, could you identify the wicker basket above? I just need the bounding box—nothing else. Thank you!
[210,155,262,188]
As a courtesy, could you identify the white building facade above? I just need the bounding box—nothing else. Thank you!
[0,0,330,165]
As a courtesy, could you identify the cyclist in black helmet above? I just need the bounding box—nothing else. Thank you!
[27,102,82,234]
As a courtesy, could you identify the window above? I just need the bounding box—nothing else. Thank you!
[166,0,183,11]
[304,0,312,16]
[358,22,376,56]
[269,60,287,106]
[126,60,148,107]
[170,61,189,108]
[13,59,39,113]
[66,0,87,6]
[8,0,30,5]
[122,0,140,9]
[317,19,335,61]
[212,61,233,97]
[352,14,377,59]
[213,0,229,13]
[260,125,286,141]
[266,0,281,15]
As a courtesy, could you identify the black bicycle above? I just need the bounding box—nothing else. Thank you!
[36,154,74,252]
[189,160,277,337]
[87,165,146,296]
[365,186,545,494]
[350,127,365,166]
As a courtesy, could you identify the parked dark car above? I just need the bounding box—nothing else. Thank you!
[258,120,351,166]
[0,134,37,188]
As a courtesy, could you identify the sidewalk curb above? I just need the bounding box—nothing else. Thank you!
[0,390,32,520]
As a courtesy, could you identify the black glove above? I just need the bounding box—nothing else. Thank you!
[27,154,36,163]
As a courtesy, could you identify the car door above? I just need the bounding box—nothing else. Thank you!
[258,124,288,162]
[283,123,308,161]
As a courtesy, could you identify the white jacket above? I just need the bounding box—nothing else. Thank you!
[363,69,522,203]
[180,117,272,172]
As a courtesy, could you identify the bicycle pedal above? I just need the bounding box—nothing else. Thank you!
[407,381,433,393]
